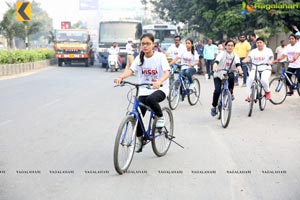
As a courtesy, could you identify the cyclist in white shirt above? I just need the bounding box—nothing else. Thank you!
[243,37,274,101]
[114,33,170,152]
[277,34,300,95]
[166,35,185,71]
[210,40,242,116]
[170,38,199,89]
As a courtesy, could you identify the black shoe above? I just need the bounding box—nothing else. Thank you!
[211,107,217,117]
[135,136,143,153]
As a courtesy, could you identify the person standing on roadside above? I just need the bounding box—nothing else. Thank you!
[125,38,135,71]
[203,39,218,79]
[249,33,257,49]
[275,40,287,75]
[195,40,205,74]
[234,33,251,86]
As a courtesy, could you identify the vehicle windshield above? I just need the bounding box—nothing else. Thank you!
[56,31,88,43]
[143,29,176,43]
[99,22,142,43]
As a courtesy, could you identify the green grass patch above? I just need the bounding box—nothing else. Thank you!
[0,49,55,64]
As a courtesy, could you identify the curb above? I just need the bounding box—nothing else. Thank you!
[0,58,57,77]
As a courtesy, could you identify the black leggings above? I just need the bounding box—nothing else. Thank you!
[212,72,234,107]
[137,90,166,137]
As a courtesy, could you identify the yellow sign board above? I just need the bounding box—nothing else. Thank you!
[16,2,32,21]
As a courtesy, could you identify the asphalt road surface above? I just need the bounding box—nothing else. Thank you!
[0,64,299,200]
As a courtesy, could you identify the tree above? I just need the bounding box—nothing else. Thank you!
[0,1,53,48]
[145,0,300,40]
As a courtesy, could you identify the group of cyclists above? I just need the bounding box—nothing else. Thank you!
[114,32,300,135]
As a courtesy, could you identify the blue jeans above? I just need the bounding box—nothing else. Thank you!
[180,67,196,83]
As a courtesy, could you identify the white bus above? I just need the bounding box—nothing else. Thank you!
[142,24,178,52]
[98,20,143,68]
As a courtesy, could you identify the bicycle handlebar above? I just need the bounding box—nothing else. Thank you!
[245,62,270,66]
[115,81,162,88]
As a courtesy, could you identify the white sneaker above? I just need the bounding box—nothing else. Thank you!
[156,116,165,128]
[189,83,195,90]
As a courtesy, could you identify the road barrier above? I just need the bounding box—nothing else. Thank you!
[0,58,57,77]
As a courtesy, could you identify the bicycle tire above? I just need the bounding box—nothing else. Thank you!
[217,95,221,120]
[297,82,300,96]
[221,90,232,128]
[259,85,266,111]
[269,77,287,105]
[188,78,200,105]
[151,107,174,157]
[248,83,256,117]
[113,115,137,175]
[168,81,180,110]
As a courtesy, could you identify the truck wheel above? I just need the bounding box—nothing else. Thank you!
[58,59,63,67]
[85,59,89,67]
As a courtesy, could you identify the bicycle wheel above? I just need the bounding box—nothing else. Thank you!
[151,107,174,157]
[220,90,232,128]
[217,95,221,120]
[113,115,137,175]
[188,78,200,105]
[269,77,287,105]
[297,82,300,96]
[168,81,180,110]
[259,86,266,111]
[248,83,257,117]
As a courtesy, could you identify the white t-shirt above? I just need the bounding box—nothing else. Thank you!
[248,47,274,70]
[130,51,170,96]
[108,46,120,54]
[178,49,199,70]
[167,44,185,64]
[126,42,134,55]
[283,43,300,69]
[275,46,286,61]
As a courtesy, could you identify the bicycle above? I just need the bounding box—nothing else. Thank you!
[269,62,300,105]
[113,81,182,175]
[246,62,270,117]
[213,69,232,128]
[168,65,201,110]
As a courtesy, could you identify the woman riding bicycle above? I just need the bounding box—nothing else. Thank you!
[276,33,300,96]
[243,37,274,101]
[114,33,170,151]
[169,38,199,89]
[211,40,242,116]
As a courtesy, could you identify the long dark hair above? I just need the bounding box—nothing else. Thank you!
[186,38,195,55]
[139,33,155,66]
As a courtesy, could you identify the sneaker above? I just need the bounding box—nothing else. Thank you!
[287,91,294,96]
[189,83,195,90]
[135,136,143,153]
[242,83,247,87]
[245,96,251,102]
[265,92,271,100]
[231,95,235,101]
[211,107,217,117]
[156,116,165,128]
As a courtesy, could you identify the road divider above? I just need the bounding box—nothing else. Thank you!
[0,58,57,77]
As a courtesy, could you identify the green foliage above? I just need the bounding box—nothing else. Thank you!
[0,49,55,64]
[145,0,300,40]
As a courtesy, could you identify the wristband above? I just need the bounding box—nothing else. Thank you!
[276,58,281,62]
[119,76,124,81]
[293,57,297,62]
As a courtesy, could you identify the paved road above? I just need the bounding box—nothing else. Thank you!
[0,65,299,200]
